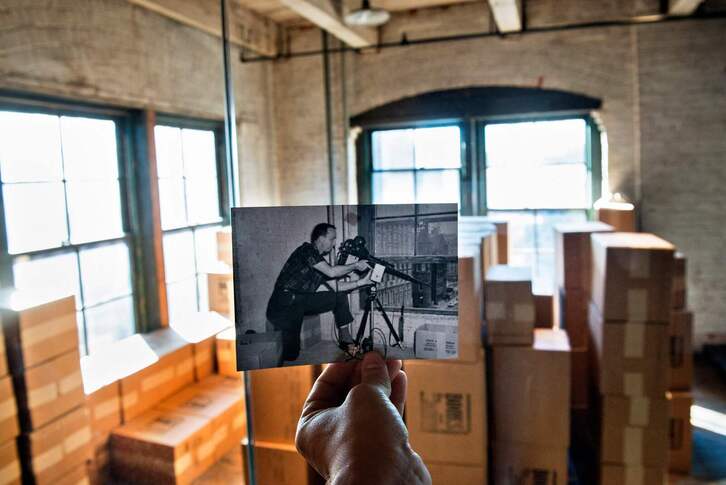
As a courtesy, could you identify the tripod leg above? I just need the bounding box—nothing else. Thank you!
[374,298,403,346]
[354,298,371,346]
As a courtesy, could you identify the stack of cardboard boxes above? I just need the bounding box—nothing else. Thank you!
[0,311,21,485]
[553,222,613,410]
[486,266,571,484]
[587,233,674,485]
[667,252,694,474]
[0,291,91,484]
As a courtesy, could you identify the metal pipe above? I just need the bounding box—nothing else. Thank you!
[322,31,336,205]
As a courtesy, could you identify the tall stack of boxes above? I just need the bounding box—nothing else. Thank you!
[206,228,234,321]
[553,222,613,410]
[487,266,571,484]
[587,233,674,485]
[0,312,21,485]
[405,248,488,483]
[667,252,694,474]
[0,291,91,484]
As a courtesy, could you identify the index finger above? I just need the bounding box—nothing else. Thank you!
[300,361,357,420]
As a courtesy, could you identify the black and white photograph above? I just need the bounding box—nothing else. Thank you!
[231,204,458,370]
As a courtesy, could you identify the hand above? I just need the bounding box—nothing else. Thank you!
[354,260,371,272]
[357,272,374,288]
[296,352,431,485]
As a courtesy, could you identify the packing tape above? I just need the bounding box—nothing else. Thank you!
[233,413,245,431]
[0,398,16,421]
[624,324,645,358]
[197,439,216,462]
[628,253,651,279]
[174,452,192,476]
[486,302,505,320]
[123,391,138,409]
[629,397,650,426]
[623,373,643,396]
[94,397,120,421]
[627,289,648,321]
[623,427,643,464]
[513,303,535,322]
[59,371,83,394]
[21,313,75,347]
[33,444,63,473]
[29,382,58,408]
[624,466,644,485]
[141,366,174,392]
[64,426,91,453]
[0,459,20,485]
[213,425,228,446]
[177,358,194,376]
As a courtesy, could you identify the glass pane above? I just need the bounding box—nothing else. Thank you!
[371,129,414,170]
[414,126,461,169]
[372,172,414,204]
[416,215,458,256]
[186,177,220,224]
[3,183,68,253]
[375,204,414,218]
[0,111,62,183]
[415,170,459,204]
[154,126,183,178]
[79,242,132,307]
[485,119,586,167]
[182,129,217,180]
[166,278,199,324]
[197,274,209,312]
[60,116,118,180]
[84,296,135,354]
[158,178,187,230]
[13,252,82,308]
[194,225,222,272]
[163,230,196,283]
[374,217,415,256]
[487,164,588,210]
[66,180,124,243]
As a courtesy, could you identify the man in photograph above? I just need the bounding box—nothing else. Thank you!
[266,222,373,362]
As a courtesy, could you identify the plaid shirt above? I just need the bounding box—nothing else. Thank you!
[273,242,326,293]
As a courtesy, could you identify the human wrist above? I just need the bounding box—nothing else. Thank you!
[328,442,429,485]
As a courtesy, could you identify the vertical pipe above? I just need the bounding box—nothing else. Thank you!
[322,31,336,205]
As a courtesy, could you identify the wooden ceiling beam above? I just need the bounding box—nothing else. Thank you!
[668,0,704,15]
[487,0,522,33]
[280,0,377,47]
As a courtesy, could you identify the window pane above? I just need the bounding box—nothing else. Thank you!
[158,178,187,230]
[194,225,222,271]
[414,126,461,169]
[66,180,124,243]
[79,242,132,307]
[487,164,588,209]
[415,170,459,204]
[197,274,209,312]
[60,116,118,180]
[0,112,62,183]
[416,215,457,256]
[372,172,414,204]
[155,126,183,178]
[3,183,68,253]
[182,129,217,180]
[85,296,135,354]
[163,230,196,283]
[372,129,414,170]
[374,217,415,256]
[485,119,586,167]
[167,278,199,324]
[13,252,81,308]
[186,177,220,224]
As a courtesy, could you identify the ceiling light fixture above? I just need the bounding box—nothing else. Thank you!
[344,0,391,27]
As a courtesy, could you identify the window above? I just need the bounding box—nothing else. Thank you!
[0,110,135,355]
[155,123,224,323]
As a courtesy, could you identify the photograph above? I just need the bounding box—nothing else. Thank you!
[231,204,458,369]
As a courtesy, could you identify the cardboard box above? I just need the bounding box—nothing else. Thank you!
[457,256,483,363]
[0,326,7,377]
[85,382,121,453]
[554,288,589,348]
[600,465,664,485]
[111,408,211,484]
[669,310,693,391]
[216,328,237,377]
[597,206,636,232]
[492,329,570,447]
[667,391,693,474]
[21,406,92,485]
[0,374,19,443]
[588,302,669,397]
[485,265,534,346]
[495,221,508,264]
[235,330,284,372]
[414,324,457,359]
[0,439,21,485]
[56,462,90,485]
[600,395,669,467]
[426,463,485,485]
[571,347,589,410]
[672,252,686,310]
[170,311,232,382]
[405,356,487,466]
[492,441,567,485]
[533,293,553,329]
[87,445,110,485]
[14,349,84,430]
[590,233,675,323]
[194,374,244,395]
[207,267,234,321]
[0,291,77,371]
[250,365,316,444]
[216,227,232,266]
[241,440,323,485]
[554,221,613,292]
[120,329,194,421]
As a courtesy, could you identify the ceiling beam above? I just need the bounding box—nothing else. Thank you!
[487,0,522,33]
[668,0,704,15]
[280,0,377,47]
[127,0,279,57]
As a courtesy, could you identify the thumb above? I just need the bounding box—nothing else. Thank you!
[360,351,391,395]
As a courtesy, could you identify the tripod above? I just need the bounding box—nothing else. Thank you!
[352,285,403,355]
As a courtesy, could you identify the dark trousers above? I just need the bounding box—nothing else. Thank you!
[266,289,354,361]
